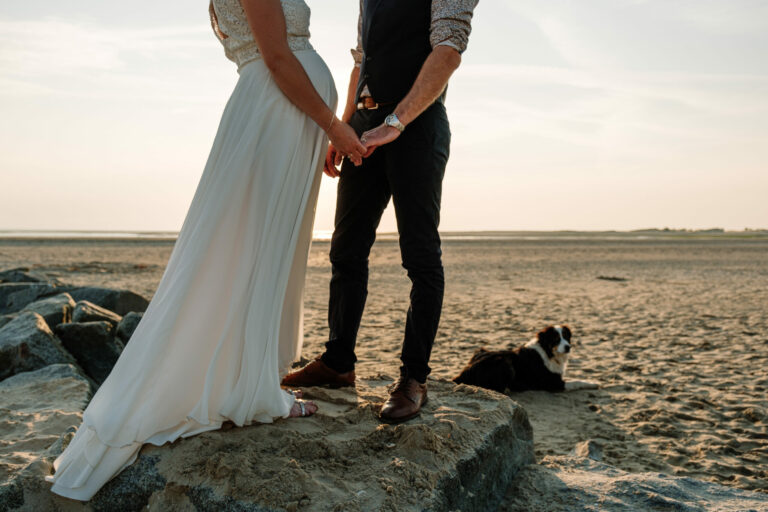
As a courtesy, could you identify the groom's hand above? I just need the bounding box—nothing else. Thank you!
[324,144,343,178]
[361,124,401,157]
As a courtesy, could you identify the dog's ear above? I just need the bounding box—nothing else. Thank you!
[537,326,559,349]
[537,326,555,342]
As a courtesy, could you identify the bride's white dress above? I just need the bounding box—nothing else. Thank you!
[45,0,336,501]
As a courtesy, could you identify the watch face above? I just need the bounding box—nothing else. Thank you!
[386,114,403,131]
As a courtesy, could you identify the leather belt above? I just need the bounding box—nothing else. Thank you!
[356,96,394,110]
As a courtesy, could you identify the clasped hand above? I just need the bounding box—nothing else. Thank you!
[323,121,401,178]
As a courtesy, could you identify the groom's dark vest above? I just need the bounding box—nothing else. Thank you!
[356,0,433,104]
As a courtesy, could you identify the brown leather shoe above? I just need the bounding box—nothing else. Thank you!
[379,376,428,423]
[281,357,355,388]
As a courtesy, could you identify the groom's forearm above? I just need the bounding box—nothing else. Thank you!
[358,46,462,156]
[341,67,361,123]
[394,46,461,126]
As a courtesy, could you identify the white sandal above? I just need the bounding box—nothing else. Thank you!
[286,388,303,399]
[290,399,316,418]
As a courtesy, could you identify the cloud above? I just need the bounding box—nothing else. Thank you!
[504,0,768,74]
[459,64,768,117]
[0,19,211,74]
[663,0,768,35]
[455,2,768,155]
[0,17,234,106]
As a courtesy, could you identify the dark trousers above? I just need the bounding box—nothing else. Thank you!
[320,101,451,383]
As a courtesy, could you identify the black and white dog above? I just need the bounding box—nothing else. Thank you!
[453,325,599,393]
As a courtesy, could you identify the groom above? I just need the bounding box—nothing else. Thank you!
[282,0,479,423]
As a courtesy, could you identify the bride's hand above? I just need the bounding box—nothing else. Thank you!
[327,119,365,167]
[324,144,343,178]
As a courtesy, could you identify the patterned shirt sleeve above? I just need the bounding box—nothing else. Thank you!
[351,0,364,67]
[430,0,479,53]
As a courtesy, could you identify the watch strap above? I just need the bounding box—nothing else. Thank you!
[385,113,405,132]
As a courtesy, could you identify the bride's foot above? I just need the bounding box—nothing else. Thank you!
[289,399,317,418]
[285,388,304,399]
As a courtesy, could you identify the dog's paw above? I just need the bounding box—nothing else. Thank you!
[565,380,600,391]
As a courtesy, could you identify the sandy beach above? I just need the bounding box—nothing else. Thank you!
[1,233,766,503]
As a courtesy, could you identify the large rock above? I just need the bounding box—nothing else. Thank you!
[0,312,75,381]
[91,455,167,512]
[0,479,23,511]
[7,377,536,510]
[54,322,124,385]
[56,286,149,316]
[570,439,603,461]
[72,300,123,328]
[0,364,92,511]
[0,314,15,330]
[503,455,768,512]
[0,283,61,315]
[20,293,76,328]
[80,377,534,511]
[116,312,143,345]
[0,267,60,285]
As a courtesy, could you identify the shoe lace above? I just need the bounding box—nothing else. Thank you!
[390,375,410,395]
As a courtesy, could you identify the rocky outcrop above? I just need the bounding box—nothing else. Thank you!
[116,312,143,345]
[0,312,75,381]
[11,377,534,511]
[570,439,603,461]
[91,456,167,512]
[72,300,123,328]
[0,283,61,315]
[56,286,149,316]
[0,314,15,330]
[0,267,60,285]
[20,293,76,329]
[503,455,768,512]
[88,378,534,511]
[0,364,92,512]
[54,321,124,385]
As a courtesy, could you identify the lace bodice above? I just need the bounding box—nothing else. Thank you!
[210,0,313,71]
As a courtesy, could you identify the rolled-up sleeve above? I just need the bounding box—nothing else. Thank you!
[351,0,364,66]
[430,0,479,53]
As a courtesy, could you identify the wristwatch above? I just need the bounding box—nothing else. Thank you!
[384,113,405,132]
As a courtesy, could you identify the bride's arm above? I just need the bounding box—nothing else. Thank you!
[240,0,365,164]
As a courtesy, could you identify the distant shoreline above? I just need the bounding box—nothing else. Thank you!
[1,229,767,242]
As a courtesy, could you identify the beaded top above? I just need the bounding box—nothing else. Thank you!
[210,0,313,71]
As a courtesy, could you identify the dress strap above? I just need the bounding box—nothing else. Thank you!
[209,1,229,40]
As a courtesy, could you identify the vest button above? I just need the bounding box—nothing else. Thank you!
[366,56,372,62]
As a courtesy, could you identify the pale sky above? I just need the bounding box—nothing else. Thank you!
[1,0,766,232]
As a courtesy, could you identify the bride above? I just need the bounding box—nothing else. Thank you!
[45,0,365,501]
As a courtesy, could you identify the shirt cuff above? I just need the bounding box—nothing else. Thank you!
[435,40,462,53]
[430,25,470,54]
[350,48,363,66]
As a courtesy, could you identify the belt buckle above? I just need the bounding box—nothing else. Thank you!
[358,97,379,110]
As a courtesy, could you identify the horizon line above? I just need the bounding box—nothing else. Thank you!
[0,227,767,235]
[1,227,767,243]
